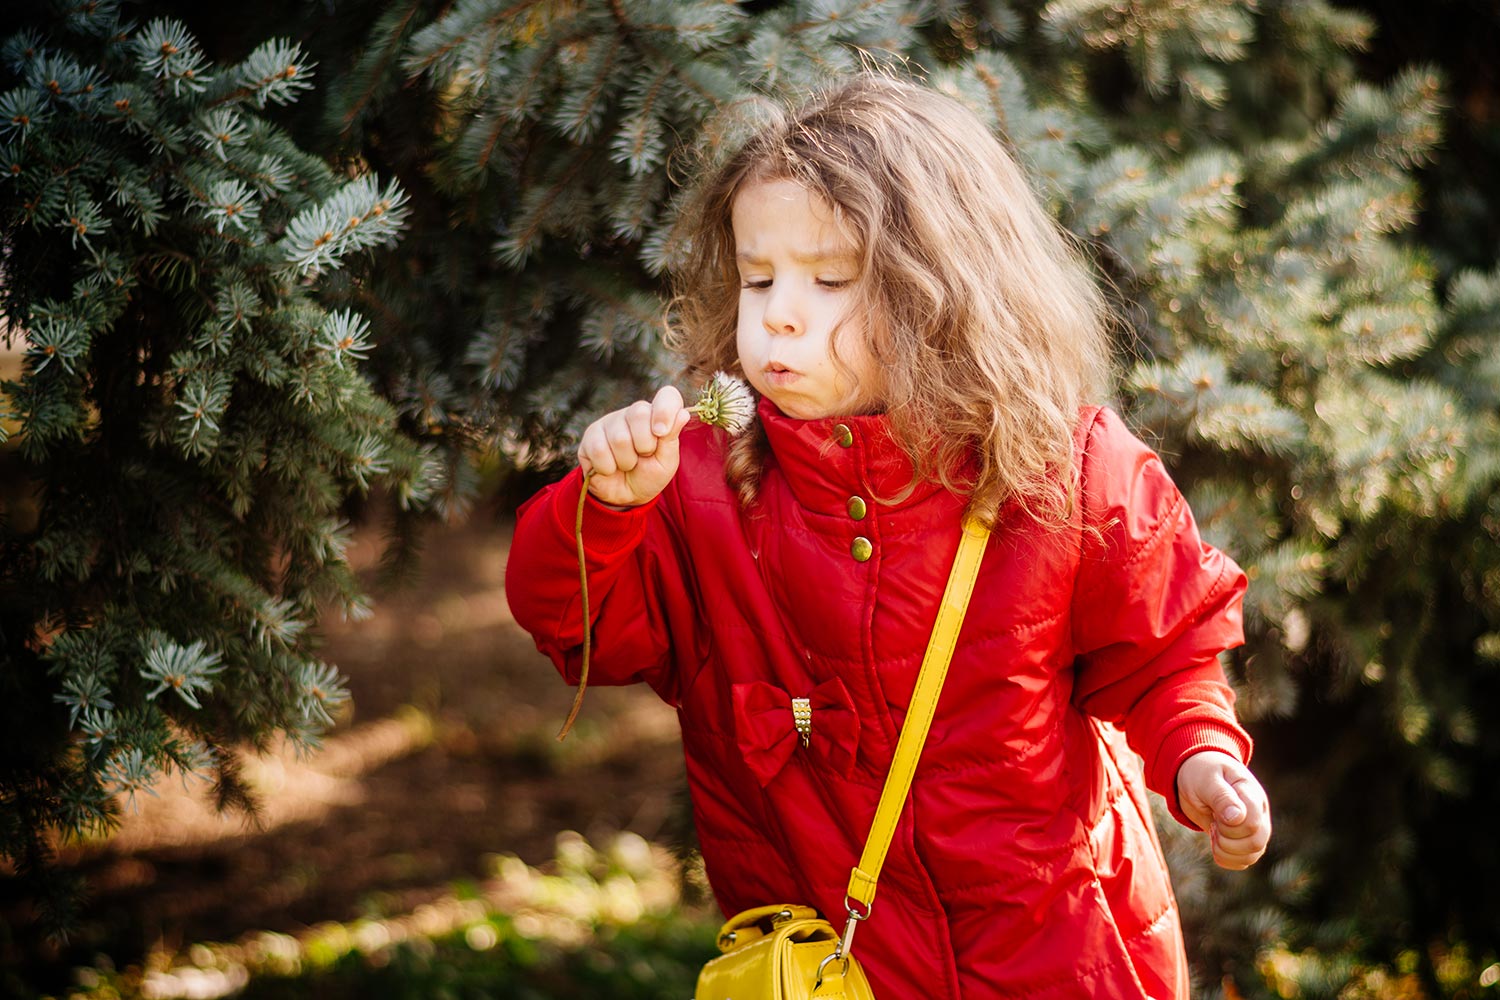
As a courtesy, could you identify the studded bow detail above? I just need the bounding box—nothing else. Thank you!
[731,678,861,787]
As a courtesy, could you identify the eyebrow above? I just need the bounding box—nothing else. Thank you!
[735,248,858,266]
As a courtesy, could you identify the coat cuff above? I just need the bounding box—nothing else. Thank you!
[547,466,659,553]
[1152,721,1253,831]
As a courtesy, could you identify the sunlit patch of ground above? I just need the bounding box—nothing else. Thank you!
[76,710,438,858]
[10,515,693,994]
[72,830,713,1000]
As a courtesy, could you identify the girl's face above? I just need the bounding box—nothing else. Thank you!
[732,178,878,420]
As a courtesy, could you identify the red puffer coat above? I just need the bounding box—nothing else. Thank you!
[507,400,1251,1000]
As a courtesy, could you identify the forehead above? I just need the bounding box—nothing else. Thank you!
[731,177,857,262]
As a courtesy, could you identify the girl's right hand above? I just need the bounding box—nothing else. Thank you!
[578,386,692,508]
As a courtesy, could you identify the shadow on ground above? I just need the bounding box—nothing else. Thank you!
[4,512,693,994]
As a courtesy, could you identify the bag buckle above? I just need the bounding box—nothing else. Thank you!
[814,899,869,989]
[814,950,849,990]
[719,906,795,949]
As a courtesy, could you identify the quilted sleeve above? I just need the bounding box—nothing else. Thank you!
[505,466,684,705]
[1070,407,1253,829]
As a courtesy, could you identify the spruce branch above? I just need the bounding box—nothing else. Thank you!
[296,660,350,727]
[466,318,533,391]
[251,597,308,650]
[402,0,550,82]
[319,309,374,367]
[160,738,214,790]
[57,774,115,840]
[243,152,293,195]
[59,0,125,37]
[53,673,115,729]
[610,65,671,176]
[0,88,55,142]
[215,280,262,335]
[329,0,426,135]
[132,18,213,97]
[0,31,46,74]
[197,178,261,234]
[0,3,423,902]
[25,51,106,110]
[109,171,166,234]
[102,747,160,813]
[232,38,316,109]
[549,36,624,143]
[345,432,392,491]
[279,175,409,274]
[25,314,89,375]
[194,108,248,160]
[577,292,658,360]
[489,40,556,124]
[139,637,225,712]
[493,150,597,268]
[174,372,230,455]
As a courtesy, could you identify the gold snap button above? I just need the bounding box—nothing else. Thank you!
[832,423,853,448]
[846,496,867,520]
[851,536,873,562]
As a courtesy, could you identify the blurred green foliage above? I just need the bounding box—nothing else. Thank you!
[47,832,720,1000]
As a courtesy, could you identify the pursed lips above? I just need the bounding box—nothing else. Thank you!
[764,361,800,386]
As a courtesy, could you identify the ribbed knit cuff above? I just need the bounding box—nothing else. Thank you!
[548,466,658,553]
[1152,722,1253,831]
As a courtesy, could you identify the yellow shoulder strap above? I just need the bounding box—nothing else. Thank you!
[846,518,990,910]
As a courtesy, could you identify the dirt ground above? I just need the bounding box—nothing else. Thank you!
[9,510,692,991]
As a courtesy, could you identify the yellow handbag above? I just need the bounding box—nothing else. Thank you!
[694,520,991,1000]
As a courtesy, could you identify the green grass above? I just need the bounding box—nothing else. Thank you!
[52,832,721,1000]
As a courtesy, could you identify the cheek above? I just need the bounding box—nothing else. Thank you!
[733,320,756,377]
[834,320,880,397]
[736,292,764,340]
[734,292,753,336]
[831,315,870,366]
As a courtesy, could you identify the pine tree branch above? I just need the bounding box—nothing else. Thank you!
[785,0,902,34]
[596,1,721,110]
[501,148,598,264]
[553,37,623,141]
[617,64,670,171]
[576,275,660,331]
[337,0,427,134]
[466,110,519,179]
[346,280,410,338]
[602,0,630,33]
[403,0,545,78]
[971,58,1011,135]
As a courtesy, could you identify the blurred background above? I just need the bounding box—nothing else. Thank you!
[1,1,1497,998]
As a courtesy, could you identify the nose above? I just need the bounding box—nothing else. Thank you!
[761,284,803,337]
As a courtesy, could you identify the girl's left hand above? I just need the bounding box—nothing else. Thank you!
[1176,751,1271,870]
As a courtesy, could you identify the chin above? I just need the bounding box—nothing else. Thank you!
[780,401,838,421]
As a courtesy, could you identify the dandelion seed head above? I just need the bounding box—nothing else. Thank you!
[692,371,756,436]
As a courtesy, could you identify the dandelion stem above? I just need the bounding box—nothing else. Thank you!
[557,468,595,741]
[557,374,753,740]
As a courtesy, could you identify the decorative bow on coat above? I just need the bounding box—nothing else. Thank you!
[731,677,861,787]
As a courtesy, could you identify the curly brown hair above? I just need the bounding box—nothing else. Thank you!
[665,73,1113,530]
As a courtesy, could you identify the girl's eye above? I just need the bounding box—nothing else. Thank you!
[818,278,851,289]
[741,279,772,290]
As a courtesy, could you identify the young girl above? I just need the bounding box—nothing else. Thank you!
[506,74,1270,999]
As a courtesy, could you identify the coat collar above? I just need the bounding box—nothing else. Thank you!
[756,396,947,517]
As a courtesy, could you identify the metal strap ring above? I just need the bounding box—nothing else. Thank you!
[814,950,850,990]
